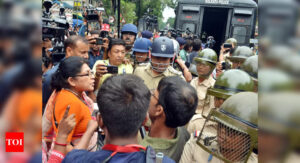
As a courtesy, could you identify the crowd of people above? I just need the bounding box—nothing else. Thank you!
[1,0,300,163]
[41,9,259,163]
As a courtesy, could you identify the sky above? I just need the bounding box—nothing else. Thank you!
[163,6,176,22]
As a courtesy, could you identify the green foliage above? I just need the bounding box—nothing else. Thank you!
[101,0,178,28]
[121,0,137,23]
[158,18,166,29]
[163,0,178,9]
[102,0,113,16]
[166,17,175,27]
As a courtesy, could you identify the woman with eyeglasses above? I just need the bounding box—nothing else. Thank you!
[50,56,95,146]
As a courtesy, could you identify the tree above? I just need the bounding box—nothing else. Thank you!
[102,0,113,16]
[158,18,166,30]
[166,17,175,27]
[102,0,136,24]
[102,0,178,29]
[163,0,178,9]
[121,0,137,23]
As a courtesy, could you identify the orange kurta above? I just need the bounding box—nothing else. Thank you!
[52,89,91,142]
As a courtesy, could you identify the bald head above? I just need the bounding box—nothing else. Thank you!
[64,36,89,59]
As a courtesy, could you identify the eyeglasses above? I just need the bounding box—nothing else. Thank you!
[76,70,95,77]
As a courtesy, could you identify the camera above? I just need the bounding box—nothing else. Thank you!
[85,6,99,21]
[106,65,118,74]
[42,0,67,65]
[223,43,232,49]
[223,43,233,53]
[205,36,216,48]
[221,62,231,70]
[95,37,103,45]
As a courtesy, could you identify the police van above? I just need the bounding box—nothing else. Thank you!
[174,0,257,49]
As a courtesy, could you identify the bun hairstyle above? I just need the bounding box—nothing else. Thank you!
[51,56,88,91]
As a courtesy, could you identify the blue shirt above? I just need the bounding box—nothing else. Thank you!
[78,25,86,37]
[42,64,59,108]
[63,149,175,163]
[88,50,103,69]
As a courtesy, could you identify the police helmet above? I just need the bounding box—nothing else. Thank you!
[227,46,254,63]
[121,24,138,35]
[151,36,174,58]
[208,69,255,99]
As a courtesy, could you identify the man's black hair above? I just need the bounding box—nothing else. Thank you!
[69,31,77,36]
[184,39,193,52]
[107,38,125,52]
[97,74,151,138]
[192,39,202,52]
[157,76,198,128]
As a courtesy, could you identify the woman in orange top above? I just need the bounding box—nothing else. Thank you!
[50,56,95,144]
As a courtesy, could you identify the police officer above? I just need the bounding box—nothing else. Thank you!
[134,36,185,91]
[241,55,258,91]
[180,92,258,163]
[227,46,254,69]
[188,49,217,123]
[258,68,295,93]
[262,45,294,68]
[121,23,138,58]
[132,38,151,68]
[280,54,300,91]
[141,30,153,41]
[187,69,255,133]
[260,93,300,162]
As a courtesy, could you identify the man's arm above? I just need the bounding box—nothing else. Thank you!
[176,58,192,82]
[92,62,108,91]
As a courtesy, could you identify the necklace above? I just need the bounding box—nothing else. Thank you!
[64,88,88,106]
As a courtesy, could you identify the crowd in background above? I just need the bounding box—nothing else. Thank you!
[0,0,299,163]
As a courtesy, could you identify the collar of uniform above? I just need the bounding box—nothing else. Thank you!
[145,64,168,78]
[141,128,180,150]
[195,75,214,87]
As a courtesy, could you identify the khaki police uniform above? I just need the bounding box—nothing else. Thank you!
[125,51,135,63]
[134,63,185,91]
[133,62,149,70]
[180,132,258,163]
[187,76,215,133]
